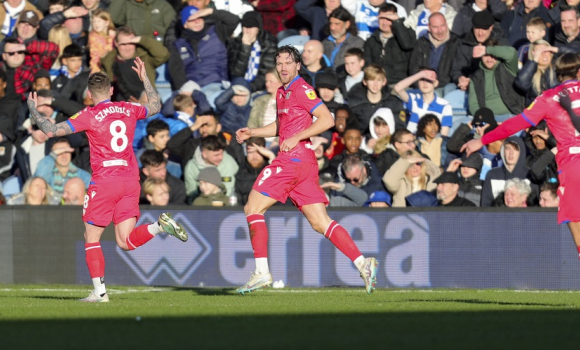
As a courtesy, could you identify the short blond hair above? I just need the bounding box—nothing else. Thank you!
[142,178,170,196]
[363,64,386,81]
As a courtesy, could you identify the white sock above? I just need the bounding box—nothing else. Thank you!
[147,222,161,235]
[255,258,270,274]
[354,255,366,271]
[92,277,106,296]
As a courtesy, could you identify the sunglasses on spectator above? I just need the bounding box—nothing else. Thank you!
[5,51,26,56]
[473,122,486,128]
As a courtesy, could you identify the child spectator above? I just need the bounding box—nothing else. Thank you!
[325,105,357,160]
[143,177,170,206]
[316,71,342,113]
[361,107,395,156]
[393,67,453,136]
[215,79,253,134]
[192,167,229,206]
[53,43,89,104]
[172,94,196,128]
[136,119,182,179]
[518,17,547,69]
[415,113,447,168]
[88,9,115,74]
[339,47,365,97]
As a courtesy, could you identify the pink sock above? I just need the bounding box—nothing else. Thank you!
[126,225,155,250]
[325,221,362,262]
[85,242,105,278]
[247,214,268,258]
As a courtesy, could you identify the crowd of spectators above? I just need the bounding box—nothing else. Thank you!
[0,0,571,208]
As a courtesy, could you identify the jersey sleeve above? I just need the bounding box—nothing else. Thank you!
[521,95,548,126]
[296,85,324,114]
[66,108,91,133]
[129,102,148,120]
[441,104,453,128]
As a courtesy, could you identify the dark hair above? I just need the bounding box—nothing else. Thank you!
[555,52,580,82]
[344,47,364,61]
[200,135,226,151]
[198,110,220,122]
[334,104,353,119]
[560,5,580,18]
[483,38,499,47]
[52,137,71,147]
[246,136,266,147]
[343,124,362,135]
[140,149,166,167]
[328,7,358,36]
[146,119,169,137]
[115,26,136,41]
[540,182,559,198]
[49,0,68,6]
[36,89,54,98]
[87,71,111,95]
[4,38,21,46]
[61,44,83,60]
[274,45,302,65]
[418,66,437,74]
[416,114,441,138]
[379,3,398,14]
[391,128,413,145]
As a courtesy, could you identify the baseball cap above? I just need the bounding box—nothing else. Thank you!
[181,6,199,26]
[19,10,40,27]
[364,191,392,207]
[433,171,460,184]
[472,10,494,29]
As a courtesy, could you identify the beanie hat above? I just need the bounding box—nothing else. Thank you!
[181,6,199,26]
[198,167,225,190]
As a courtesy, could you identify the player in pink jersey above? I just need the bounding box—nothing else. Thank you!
[462,53,580,259]
[27,57,188,302]
[235,45,378,294]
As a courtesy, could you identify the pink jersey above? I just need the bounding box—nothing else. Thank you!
[67,100,147,182]
[276,76,324,164]
[522,80,580,166]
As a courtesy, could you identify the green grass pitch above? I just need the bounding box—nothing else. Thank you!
[3,285,580,349]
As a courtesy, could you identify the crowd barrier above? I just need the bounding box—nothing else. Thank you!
[1,206,578,290]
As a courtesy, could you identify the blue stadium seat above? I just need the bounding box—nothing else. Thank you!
[156,64,173,104]
[2,175,22,199]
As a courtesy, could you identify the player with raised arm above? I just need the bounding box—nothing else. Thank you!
[27,57,189,303]
[462,52,580,258]
[235,45,378,294]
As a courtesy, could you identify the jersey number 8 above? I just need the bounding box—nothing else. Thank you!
[110,120,129,152]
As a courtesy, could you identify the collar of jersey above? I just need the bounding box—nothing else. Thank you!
[97,100,111,105]
[284,76,301,91]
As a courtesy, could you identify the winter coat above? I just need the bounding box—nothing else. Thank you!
[501,2,553,50]
[214,83,253,134]
[514,58,558,105]
[480,136,530,207]
[523,130,558,186]
[451,4,506,39]
[107,0,176,38]
[53,68,90,105]
[235,158,267,205]
[348,84,405,134]
[383,156,441,207]
[458,170,483,206]
[184,146,240,199]
[409,32,461,86]
[363,19,416,85]
[227,20,277,92]
[334,156,386,197]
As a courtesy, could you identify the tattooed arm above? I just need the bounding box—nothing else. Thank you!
[132,56,161,117]
[27,92,74,137]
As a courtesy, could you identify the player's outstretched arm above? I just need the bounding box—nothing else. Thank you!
[27,92,73,137]
[132,57,161,117]
[236,120,279,144]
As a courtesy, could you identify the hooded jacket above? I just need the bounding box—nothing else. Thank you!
[523,129,558,185]
[361,108,396,154]
[227,12,278,92]
[480,136,529,206]
[184,146,239,200]
[214,78,253,133]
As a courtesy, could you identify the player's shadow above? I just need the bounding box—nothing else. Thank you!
[24,296,80,300]
[168,286,238,296]
[406,298,569,307]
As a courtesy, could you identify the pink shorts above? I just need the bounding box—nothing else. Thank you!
[252,157,328,209]
[83,180,141,226]
[557,156,580,224]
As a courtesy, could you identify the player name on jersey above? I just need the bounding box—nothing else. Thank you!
[94,106,132,122]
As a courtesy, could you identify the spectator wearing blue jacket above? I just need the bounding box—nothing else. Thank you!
[214,78,252,134]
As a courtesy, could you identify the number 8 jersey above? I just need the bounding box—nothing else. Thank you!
[66,100,148,182]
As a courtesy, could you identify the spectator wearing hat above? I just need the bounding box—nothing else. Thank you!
[383,149,441,207]
[316,70,342,113]
[434,171,476,206]
[0,37,58,98]
[101,25,169,101]
[468,38,525,120]
[447,106,498,156]
[451,10,509,92]
[408,12,459,94]
[107,0,175,39]
[0,3,43,42]
[227,11,277,93]
[167,6,239,108]
[322,7,364,77]
[452,1,506,39]
[446,152,484,206]
[192,166,229,206]
[481,136,530,206]
[364,190,392,207]
[501,0,553,50]
[214,78,253,134]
